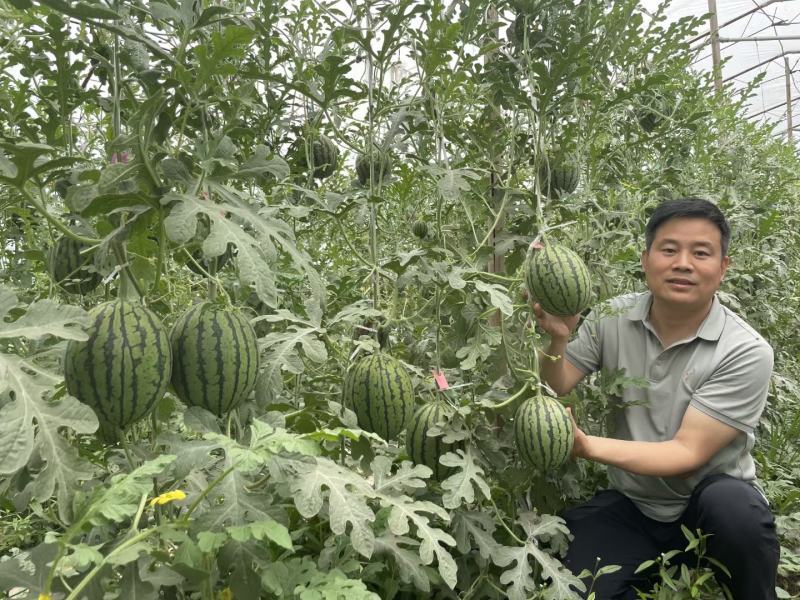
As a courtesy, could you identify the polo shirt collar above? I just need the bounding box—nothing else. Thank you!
[624,291,725,341]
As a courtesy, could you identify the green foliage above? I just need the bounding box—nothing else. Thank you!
[1,0,800,597]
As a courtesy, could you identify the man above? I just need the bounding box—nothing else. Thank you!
[533,198,779,599]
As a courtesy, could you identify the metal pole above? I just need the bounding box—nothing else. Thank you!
[724,50,800,82]
[719,35,800,42]
[746,99,794,119]
[708,0,723,96]
[690,0,786,44]
[785,57,794,142]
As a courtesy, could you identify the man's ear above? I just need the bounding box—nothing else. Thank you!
[720,255,730,280]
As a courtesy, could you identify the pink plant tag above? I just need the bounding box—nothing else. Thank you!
[529,239,544,250]
[433,370,450,390]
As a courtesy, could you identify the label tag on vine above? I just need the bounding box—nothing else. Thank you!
[433,370,450,390]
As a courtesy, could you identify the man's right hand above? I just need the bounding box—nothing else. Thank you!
[531,302,581,340]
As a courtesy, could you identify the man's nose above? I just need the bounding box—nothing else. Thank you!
[672,251,693,270]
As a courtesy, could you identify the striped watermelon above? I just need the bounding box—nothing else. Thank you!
[637,94,671,132]
[538,159,579,198]
[64,300,172,439]
[355,147,392,186]
[524,243,593,316]
[514,395,573,471]
[342,353,414,441]
[297,134,339,179]
[406,402,457,480]
[170,303,259,416]
[49,236,102,295]
[412,220,428,239]
[507,14,546,48]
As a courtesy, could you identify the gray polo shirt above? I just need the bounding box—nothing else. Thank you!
[566,292,773,522]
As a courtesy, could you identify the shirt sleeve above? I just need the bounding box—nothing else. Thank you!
[565,310,603,375]
[689,340,774,433]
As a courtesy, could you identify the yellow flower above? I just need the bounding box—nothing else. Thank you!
[38,594,52,600]
[149,490,187,507]
[218,588,234,600]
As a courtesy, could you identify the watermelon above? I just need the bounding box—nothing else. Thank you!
[356,147,392,186]
[55,178,72,199]
[170,303,260,416]
[406,402,457,480]
[524,243,592,316]
[64,300,172,439]
[514,395,573,471]
[342,353,414,441]
[636,94,671,133]
[412,220,428,239]
[538,159,579,198]
[507,14,545,48]
[48,235,102,296]
[297,134,339,179]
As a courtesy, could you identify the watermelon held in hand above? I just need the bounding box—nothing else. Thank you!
[524,243,593,316]
[342,353,414,441]
[64,300,172,440]
[170,303,260,416]
[514,394,573,471]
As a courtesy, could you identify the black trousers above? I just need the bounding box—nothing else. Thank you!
[562,474,780,600]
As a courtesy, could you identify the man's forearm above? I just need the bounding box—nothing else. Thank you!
[539,337,570,396]
[581,436,699,477]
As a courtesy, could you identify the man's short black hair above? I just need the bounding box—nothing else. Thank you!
[645,197,730,257]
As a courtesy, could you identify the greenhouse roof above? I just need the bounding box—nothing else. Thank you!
[645,0,800,144]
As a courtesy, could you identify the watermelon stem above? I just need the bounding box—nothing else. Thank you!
[21,187,101,245]
[183,463,239,521]
[112,239,145,300]
[484,381,530,411]
[487,495,525,545]
[149,215,167,296]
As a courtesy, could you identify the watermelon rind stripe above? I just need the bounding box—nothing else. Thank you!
[514,395,574,471]
[170,303,259,416]
[526,244,592,317]
[342,352,413,441]
[64,300,171,439]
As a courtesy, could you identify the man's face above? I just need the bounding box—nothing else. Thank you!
[641,217,730,310]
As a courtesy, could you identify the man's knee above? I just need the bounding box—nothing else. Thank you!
[686,475,779,571]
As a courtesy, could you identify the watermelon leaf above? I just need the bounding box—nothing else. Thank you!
[227,518,292,550]
[163,186,325,310]
[452,510,500,560]
[377,492,456,589]
[0,287,97,521]
[472,280,513,316]
[294,568,380,599]
[493,512,585,600]
[372,456,429,494]
[0,287,90,341]
[192,454,285,533]
[0,543,60,597]
[290,456,376,558]
[439,447,491,509]
[373,535,430,592]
